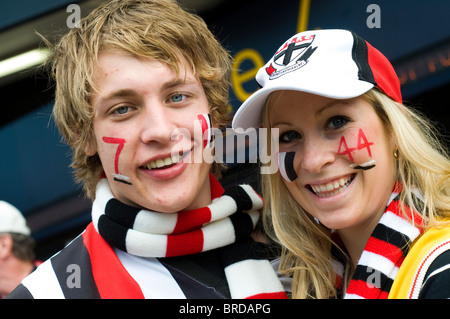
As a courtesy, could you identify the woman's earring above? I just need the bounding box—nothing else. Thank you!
[393,149,399,159]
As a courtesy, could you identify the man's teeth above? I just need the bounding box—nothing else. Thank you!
[310,175,354,198]
[144,154,181,170]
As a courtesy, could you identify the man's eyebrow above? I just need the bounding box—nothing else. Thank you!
[95,78,199,105]
[97,89,137,103]
[162,77,197,90]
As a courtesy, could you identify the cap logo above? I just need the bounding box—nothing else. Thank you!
[266,34,317,80]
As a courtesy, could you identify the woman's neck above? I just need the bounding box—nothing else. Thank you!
[337,208,385,269]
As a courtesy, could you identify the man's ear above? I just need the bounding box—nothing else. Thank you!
[0,234,13,259]
[84,136,97,156]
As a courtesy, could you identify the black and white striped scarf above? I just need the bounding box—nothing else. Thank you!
[91,174,287,299]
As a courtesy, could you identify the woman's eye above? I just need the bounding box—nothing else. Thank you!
[327,116,350,129]
[170,94,186,103]
[279,130,301,143]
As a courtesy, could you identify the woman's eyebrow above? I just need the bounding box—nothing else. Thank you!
[315,100,346,117]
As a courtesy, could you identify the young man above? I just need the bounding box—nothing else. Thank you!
[8,0,286,299]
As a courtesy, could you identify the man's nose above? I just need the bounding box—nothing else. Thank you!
[139,102,176,145]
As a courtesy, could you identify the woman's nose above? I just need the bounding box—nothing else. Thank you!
[299,137,336,174]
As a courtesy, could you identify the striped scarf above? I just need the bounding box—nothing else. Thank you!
[334,183,425,299]
[92,174,287,299]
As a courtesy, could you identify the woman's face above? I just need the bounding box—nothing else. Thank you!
[268,90,397,233]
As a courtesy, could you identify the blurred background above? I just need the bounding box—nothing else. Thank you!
[1,0,449,260]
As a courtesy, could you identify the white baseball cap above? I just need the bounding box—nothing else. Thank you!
[0,201,30,235]
[232,29,402,130]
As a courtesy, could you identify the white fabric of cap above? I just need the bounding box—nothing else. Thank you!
[0,201,30,235]
[232,29,374,130]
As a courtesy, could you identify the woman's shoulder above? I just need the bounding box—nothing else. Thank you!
[390,222,450,298]
[419,248,450,298]
[414,222,450,298]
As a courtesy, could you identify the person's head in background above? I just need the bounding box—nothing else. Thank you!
[0,201,35,298]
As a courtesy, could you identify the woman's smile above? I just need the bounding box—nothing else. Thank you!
[307,173,356,198]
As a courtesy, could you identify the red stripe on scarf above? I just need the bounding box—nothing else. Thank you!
[166,229,204,257]
[246,292,289,299]
[173,207,211,234]
[166,173,221,255]
[365,237,405,264]
[83,223,144,299]
[209,173,225,199]
[387,199,425,227]
[346,279,388,299]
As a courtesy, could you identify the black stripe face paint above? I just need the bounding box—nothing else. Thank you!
[278,151,297,182]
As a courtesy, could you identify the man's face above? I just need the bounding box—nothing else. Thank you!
[88,51,212,213]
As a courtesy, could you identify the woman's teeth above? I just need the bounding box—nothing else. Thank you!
[309,175,355,198]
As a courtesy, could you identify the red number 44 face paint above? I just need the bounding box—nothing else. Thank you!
[337,128,376,170]
[277,129,376,182]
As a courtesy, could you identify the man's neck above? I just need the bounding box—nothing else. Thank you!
[0,258,34,298]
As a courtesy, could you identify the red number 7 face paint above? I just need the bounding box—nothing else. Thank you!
[102,136,132,185]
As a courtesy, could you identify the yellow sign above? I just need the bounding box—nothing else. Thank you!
[230,0,311,106]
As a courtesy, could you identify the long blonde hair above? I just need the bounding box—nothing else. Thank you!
[261,88,450,298]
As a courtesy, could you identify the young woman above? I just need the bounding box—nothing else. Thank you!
[232,29,450,298]
[7,0,286,299]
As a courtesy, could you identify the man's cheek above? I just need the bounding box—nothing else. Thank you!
[102,136,132,185]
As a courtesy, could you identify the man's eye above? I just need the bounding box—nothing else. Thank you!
[170,94,186,103]
[327,116,350,129]
[279,130,301,143]
[115,106,130,114]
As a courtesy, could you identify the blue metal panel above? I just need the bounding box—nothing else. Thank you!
[0,102,78,214]
[0,0,80,30]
